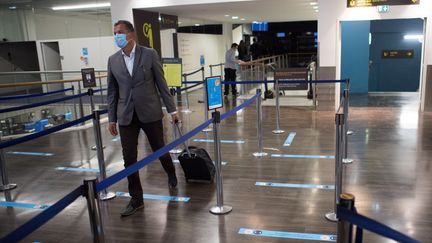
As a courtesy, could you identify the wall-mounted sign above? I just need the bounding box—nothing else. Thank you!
[382,50,414,58]
[160,14,178,29]
[81,68,96,88]
[274,68,308,90]
[162,58,182,87]
[348,0,420,8]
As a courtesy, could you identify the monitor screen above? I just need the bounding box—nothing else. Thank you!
[252,22,268,31]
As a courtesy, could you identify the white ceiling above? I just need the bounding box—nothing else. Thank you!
[144,0,319,25]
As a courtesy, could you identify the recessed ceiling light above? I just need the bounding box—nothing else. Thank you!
[52,3,110,11]
[310,2,318,5]
[194,24,200,26]
[313,6,318,9]
[241,18,246,21]
[9,6,17,10]
[178,22,182,24]
[232,16,239,19]
[315,9,319,12]
[225,14,230,17]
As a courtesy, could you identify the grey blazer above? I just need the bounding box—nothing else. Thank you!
[107,45,176,126]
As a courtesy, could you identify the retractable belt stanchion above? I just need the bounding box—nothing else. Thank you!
[92,109,115,201]
[77,82,85,125]
[342,86,354,164]
[72,85,79,120]
[169,122,183,154]
[337,193,355,243]
[272,79,285,134]
[209,65,213,77]
[181,74,192,113]
[0,131,17,191]
[84,178,105,243]
[209,111,232,215]
[326,113,344,222]
[345,79,354,136]
[253,89,268,157]
[202,67,212,132]
[89,89,105,151]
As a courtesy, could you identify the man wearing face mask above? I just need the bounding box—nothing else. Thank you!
[107,20,179,217]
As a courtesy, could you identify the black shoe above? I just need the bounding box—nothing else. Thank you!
[168,174,178,189]
[121,199,144,217]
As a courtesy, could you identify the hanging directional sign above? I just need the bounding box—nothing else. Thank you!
[348,0,420,8]
[382,50,414,59]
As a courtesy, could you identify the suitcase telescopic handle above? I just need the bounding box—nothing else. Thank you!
[174,122,192,157]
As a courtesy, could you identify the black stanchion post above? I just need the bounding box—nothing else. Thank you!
[345,79,354,136]
[83,178,105,243]
[77,82,85,125]
[0,131,17,192]
[337,193,355,243]
[342,84,353,164]
[272,79,285,134]
[253,89,268,157]
[72,85,79,120]
[209,111,232,215]
[326,113,344,222]
[89,89,105,151]
[209,64,213,77]
[92,110,115,201]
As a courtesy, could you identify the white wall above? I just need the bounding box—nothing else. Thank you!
[232,25,243,44]
[0,9,35,41]
[177,33,225,80]
[161,29,176,58]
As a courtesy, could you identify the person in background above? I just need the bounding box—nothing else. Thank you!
[107,20,179,217]
[237,40,248,61]
[224,43,244,96]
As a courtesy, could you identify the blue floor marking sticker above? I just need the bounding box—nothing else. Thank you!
[6,151,54,156]
[193,139,245,144]
[0,201,50,210]
[55,167,108,173]
[238,228,336,242]
[115,192,190,202]
[172,159,227,165]
[271,154,335,159]
[255,182,334,190]
[283,132,297,146]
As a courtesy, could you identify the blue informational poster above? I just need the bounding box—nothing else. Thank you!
[206,76,223,110]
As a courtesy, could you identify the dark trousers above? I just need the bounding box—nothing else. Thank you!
[224,68,237,95]
[118,112,175,201]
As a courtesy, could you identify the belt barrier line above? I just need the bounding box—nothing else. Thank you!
[0,87,74,101]
[0,112,101,150]
[0,185,83,243]
[0,89,106,114]
[222,79,347,85]
[96,93,260,192]
[183,67,204,77]
[1,94,260,241]
[180,82,203,92]
[337,206,420,243]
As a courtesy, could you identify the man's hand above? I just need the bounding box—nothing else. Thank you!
[108,122,118,136]
[171,113,180,124]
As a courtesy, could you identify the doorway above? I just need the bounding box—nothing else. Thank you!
[40,41,63,91]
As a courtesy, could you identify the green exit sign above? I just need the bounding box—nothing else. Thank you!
[377,5,390,12]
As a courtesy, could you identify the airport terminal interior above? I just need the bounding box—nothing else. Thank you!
[1,0,432,242]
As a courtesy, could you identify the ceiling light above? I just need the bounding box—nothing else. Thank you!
[313,6,318,9]
[225,15,230,17]
[194,24,200,26]
[310,2,318,5]
[315,9,319,12]
[232,16,239,19]
[241,18,246,21]
[403,34,423,40]
[52,3,110,11]
[178,22,182,24]
[9,6,17,10]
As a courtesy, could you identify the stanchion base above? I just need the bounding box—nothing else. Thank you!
[347,130,354,135]
[100,191,116,201]
[91,145,106,151]
[170,148,183,154]
[0,183,17,192]
[181,109,193,113]
[325,211,338,222]
[253,152,268,157]
[342,158,354,164]
[272,130,285,134]
[209,205,232,215]
[202,128,212,132]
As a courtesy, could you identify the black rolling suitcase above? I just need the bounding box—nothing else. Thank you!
[175,124,215,183]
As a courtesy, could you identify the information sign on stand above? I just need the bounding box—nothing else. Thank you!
[162,58,182,87]
[205,76,223,110]
[81,68,96,88]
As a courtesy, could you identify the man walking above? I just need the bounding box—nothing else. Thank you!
[107,20,179,217]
